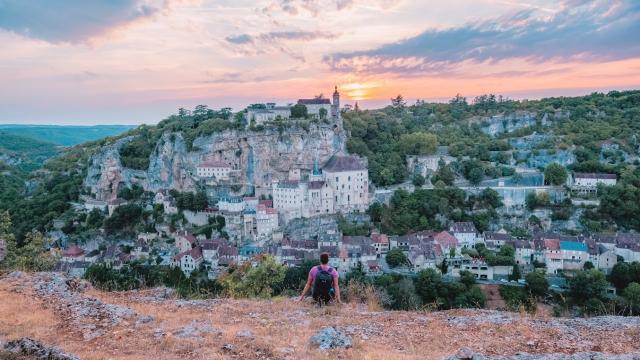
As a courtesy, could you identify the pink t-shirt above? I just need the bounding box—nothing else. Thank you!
[309,265,339,282]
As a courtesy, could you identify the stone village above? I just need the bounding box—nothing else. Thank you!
[51,88,637,294]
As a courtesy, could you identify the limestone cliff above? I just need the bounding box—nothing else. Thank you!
[85,124,346,200]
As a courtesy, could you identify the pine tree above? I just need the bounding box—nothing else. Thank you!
[509,264,521,281]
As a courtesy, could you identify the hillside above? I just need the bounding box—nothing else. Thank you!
[1,271,639,360]
[0,131,59,171]
[0,125,135,147]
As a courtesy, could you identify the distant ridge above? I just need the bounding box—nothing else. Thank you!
[0,124,136,146]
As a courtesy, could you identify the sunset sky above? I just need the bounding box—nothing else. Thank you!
[1,0,639,124]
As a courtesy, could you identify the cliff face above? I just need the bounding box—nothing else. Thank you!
[85,125,346,200]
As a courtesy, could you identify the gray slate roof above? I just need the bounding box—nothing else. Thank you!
[323,155,367,172]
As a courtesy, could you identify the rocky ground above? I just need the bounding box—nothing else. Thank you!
[1,272,639,360]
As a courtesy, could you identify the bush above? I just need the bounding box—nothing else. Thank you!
[525,271,549,298]
[219,255,285,298]
[500,285,537,313]
[386,249,409,268]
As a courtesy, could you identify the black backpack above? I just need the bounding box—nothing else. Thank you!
[312,265,333,298]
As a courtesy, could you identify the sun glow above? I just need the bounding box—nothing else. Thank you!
[341,82,381,101]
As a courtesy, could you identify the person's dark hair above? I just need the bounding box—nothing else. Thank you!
[320,252,329,264]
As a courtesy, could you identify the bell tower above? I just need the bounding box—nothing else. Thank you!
[331,85,340,119]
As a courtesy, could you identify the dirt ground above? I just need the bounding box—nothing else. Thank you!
[1,272,639,360]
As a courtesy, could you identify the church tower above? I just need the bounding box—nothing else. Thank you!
[331,85,340,119]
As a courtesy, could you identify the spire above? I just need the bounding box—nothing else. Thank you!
[333,85,339,96]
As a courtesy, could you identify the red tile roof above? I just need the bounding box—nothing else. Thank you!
[63,245,85,257]
[435,231,458,248]
[544,239,560,251]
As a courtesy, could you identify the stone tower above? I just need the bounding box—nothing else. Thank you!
[331,85,340,119]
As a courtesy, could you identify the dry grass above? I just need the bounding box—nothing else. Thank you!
[1,275,640,360]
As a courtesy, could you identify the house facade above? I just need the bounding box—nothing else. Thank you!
[196,160,233,180]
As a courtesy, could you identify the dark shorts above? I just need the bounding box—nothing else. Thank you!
[313,289,335,305]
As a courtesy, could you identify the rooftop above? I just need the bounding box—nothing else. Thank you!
[559,241,587,252]
[574,172,617,180]
[451,222,477,234]
[323,155,367,172]
[297,98,331,105]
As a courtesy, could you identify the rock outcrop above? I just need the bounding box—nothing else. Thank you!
[310,327,353,350]
[2,338,80,360]
[5,272,140,341]
[85,124,346,200]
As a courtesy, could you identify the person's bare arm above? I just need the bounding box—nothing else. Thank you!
[333,276,341,303]
[298,273,313,301]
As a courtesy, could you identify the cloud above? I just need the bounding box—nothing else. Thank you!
[225,30,338,45]
[224,30,338,61]
[0,0,169,43]
[203,72,274,84]
[262,0,401,16]
[325,0,640,75]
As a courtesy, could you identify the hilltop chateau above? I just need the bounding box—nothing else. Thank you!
[246,86,342,127]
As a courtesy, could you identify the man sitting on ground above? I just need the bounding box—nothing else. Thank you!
[298,253,341,305]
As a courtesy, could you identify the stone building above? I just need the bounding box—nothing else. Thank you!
[570,172,617,193]
[272,154,368,222]
[246,103,292,125]
[196,160,233,180]
[322,154,369,213]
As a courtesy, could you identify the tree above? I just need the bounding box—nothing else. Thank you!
[86,208,105,228]
[12,231,58,272]
[468,167,484,186]
[477,188,503,209]
[103,204,143,234]
[526,192,539,210]
[386,249,409,268]
[459,270,476,289]
[568,269,608,304]
[220,255,286,298]
[412,174,425,187]
[415,268,444,304]
[391,95,406,110]
[525,271,549,298]
[399,132,438,155]
[609,261,640,290]
[432,163,455,186]
[193,191,209,212]
[280,259,320,293]
[239,255,286,298]
[387,278,421,310]
[319,107,328,119]
[0,211,16,268]
[368,202,383,224]
[583,261,595,270]
[623,282,640,315]
[509,264,521,281]
[290,104,308,119]
[544,163,568,186]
